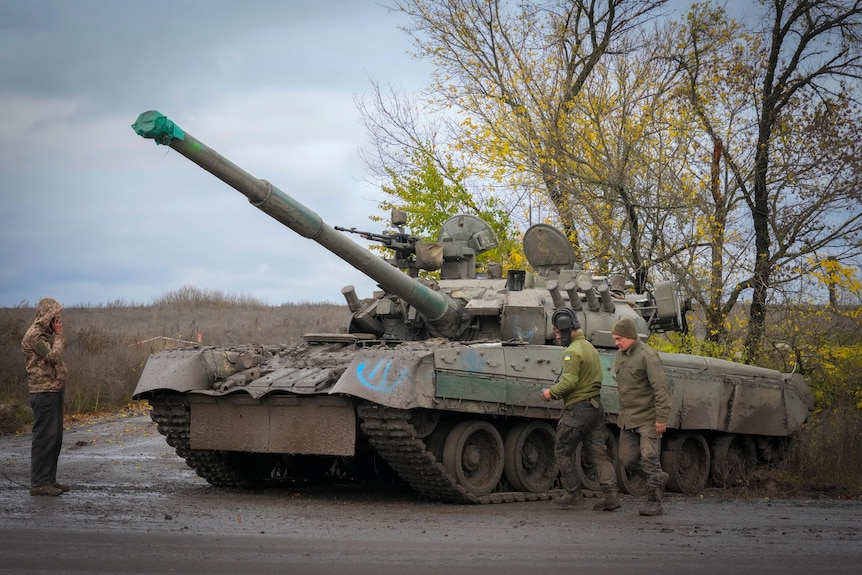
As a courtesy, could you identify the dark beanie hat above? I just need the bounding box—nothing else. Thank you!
[611,317,639,339]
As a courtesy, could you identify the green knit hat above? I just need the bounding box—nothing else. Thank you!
[611,317,639,339]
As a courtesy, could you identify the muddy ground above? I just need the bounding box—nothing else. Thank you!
[0,407,860,574]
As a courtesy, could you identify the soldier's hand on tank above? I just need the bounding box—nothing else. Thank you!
[541,389,552,402]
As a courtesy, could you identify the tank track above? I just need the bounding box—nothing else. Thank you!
[357,403,554,504]
[148,393,555,503]
[148,393,254,488]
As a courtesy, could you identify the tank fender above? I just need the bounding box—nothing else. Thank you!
[330,347,436,409]
[133,348,210,397]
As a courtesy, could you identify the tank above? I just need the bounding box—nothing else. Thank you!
[130,110,814,503]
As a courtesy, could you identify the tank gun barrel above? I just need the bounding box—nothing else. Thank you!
[132,111,463,336]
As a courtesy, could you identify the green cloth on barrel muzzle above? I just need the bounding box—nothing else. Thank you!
[132,110,185,145]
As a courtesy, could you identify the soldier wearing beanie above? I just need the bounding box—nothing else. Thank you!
[611,316,671,516]
[611,317,639,339]
[541,308,620,511]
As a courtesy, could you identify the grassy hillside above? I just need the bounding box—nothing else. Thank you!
[0,296,347,432]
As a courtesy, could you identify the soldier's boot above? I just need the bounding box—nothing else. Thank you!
[556,489,584,508]
[592,489,621,511]
[638,487,664,516]
[30,484,62,497]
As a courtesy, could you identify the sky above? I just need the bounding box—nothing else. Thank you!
[0,0,433,307]
[0,0,706,309]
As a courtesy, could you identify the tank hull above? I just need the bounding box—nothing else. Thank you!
[135,337,812,502]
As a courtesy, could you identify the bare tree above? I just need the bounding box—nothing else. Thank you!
[673,0,862,360]
[741,0,862,361]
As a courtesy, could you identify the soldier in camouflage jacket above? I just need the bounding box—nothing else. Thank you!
[21,297,69,496]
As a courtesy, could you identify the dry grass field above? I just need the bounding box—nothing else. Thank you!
[0,290,347,432]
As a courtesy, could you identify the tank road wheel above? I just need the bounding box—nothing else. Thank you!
[575,426,618,492]
[503,422,557,492]
[424,421,455,463]
[711,434,757,487]
[442,421,505,497]
[408,409,440,439]
[661,432,710,494]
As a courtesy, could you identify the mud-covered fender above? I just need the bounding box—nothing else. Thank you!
[133,349,210,398]
[330,347,436,409]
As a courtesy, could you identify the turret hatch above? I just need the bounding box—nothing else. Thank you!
[523,224,576,276]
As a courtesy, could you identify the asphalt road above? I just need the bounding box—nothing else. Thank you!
[0,409,859,575]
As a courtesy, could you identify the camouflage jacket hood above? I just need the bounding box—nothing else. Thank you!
[21,298,67,393]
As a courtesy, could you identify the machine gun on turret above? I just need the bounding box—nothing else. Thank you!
[335,210,425,276]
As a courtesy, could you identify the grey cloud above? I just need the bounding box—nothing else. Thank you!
[0,0,428,307]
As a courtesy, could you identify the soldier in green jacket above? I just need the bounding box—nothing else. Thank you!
[611,317,671,516]
[542,308,620,511]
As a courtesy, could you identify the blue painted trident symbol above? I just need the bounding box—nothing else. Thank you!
[356,359,409,393]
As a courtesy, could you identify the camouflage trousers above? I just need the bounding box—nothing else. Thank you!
[554,400,618,493]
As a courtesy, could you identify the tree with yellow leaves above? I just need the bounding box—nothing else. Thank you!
[365,0,862,365]
[672,1,862,362]
[392,0,669,272]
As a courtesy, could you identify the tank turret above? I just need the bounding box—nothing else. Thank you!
[133,111,679,348]
[131,111,812,504]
